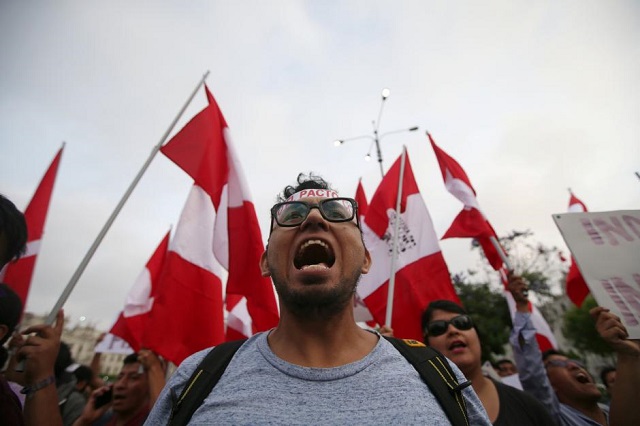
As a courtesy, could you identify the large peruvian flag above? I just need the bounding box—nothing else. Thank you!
[357,148,459,341]
[146,85,279,364]
[565,192,590,306]
[429,133,503,269]
[1,146,63,310]
[110,231,170,351]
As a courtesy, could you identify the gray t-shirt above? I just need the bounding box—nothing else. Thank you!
[145,332,490,425]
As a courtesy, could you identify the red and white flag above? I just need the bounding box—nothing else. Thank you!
[145,85,279,364]
[1,146,63,310]
[430,134,556,350]
[429,133,503,269]
[565,192,590,306]
[355,178,368,217]
[357,148,459,341]
[504,290,557,351]
[110,231,170,351]
[352,179,374,323]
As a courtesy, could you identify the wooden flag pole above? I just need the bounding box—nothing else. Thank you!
[385,146,407,327]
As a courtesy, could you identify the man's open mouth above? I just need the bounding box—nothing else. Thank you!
[575,372,591,384]
[294,239,335,270]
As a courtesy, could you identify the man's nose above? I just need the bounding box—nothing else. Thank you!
[300,207,329,230]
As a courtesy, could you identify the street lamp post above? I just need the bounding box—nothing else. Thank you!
[334,88,418,178]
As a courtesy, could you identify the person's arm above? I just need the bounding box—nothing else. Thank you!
[137,348,166,407]
[591,307,640,426]
[71,385,112,426]
[507,274,562,423]
[17,310,65,426]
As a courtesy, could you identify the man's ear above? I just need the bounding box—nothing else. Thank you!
[260,249,271,277]
[361,248,372,274]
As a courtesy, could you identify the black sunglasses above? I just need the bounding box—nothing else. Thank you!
[424,314,474,337]
[270,198,359,229]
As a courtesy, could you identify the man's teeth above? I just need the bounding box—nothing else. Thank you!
[300,239,328,249]
[300,264,329,270]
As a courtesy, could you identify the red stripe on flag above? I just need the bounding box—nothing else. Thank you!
[3,146,63,308]
[143,251,225,365]
[364,253,458,341]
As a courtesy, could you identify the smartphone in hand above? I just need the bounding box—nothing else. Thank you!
[94,387,113,409]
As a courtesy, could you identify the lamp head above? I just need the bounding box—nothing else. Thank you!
[381,88,390,100]
[333,139,343,147]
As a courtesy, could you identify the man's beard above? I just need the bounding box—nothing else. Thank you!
[271,268,362,321]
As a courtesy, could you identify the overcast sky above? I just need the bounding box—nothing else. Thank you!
[1,1,638,330]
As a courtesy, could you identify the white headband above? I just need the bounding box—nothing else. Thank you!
[286,188,339,201]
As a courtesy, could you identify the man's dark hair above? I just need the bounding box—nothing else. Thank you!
[278,172,333,202]
[600,366,616,385]
[123,353,139,365]
[73,364,94,384]
[0,194,28,266]
[541,349,566,362]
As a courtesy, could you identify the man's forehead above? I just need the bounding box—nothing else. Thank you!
[286,188,339,201]
[121,363,143,374]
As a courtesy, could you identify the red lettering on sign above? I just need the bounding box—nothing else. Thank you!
[581,219,604,245]
[601,277,640,326]
[623,215,640,239]
[594,217,634,246]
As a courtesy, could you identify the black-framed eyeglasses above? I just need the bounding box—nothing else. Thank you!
[545,359,586,370]
[424,315,474,337]
[270,198,359,230]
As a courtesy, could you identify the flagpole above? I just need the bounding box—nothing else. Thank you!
[44,72,210,326]
[385,146,407,327]
[489,236,512,271]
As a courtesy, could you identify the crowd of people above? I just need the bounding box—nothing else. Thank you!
[1,173,638,425]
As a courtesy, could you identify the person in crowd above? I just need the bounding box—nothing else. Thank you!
[422,299,555,425]
[73,353,153,426]
[508,273,640,425]
[599,367,615,399]
[0,193,27,268]
[0,193,28,425]
[17,310,66,426]
[0,283,25,425]
[72,365,95,399]
[494,359,518,378]
[146,172,491,424]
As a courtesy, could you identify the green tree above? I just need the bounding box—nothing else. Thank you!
[452,274,511,363]
[472,230,566,302]
[562,295,614,356]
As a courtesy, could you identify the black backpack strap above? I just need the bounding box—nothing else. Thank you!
[168,339,246,426]
[384,336,471,426]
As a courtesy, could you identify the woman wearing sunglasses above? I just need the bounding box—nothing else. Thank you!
[422,300,555,425]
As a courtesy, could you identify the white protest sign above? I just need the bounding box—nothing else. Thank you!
[553,210,640,339]
[94,333,134,354]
